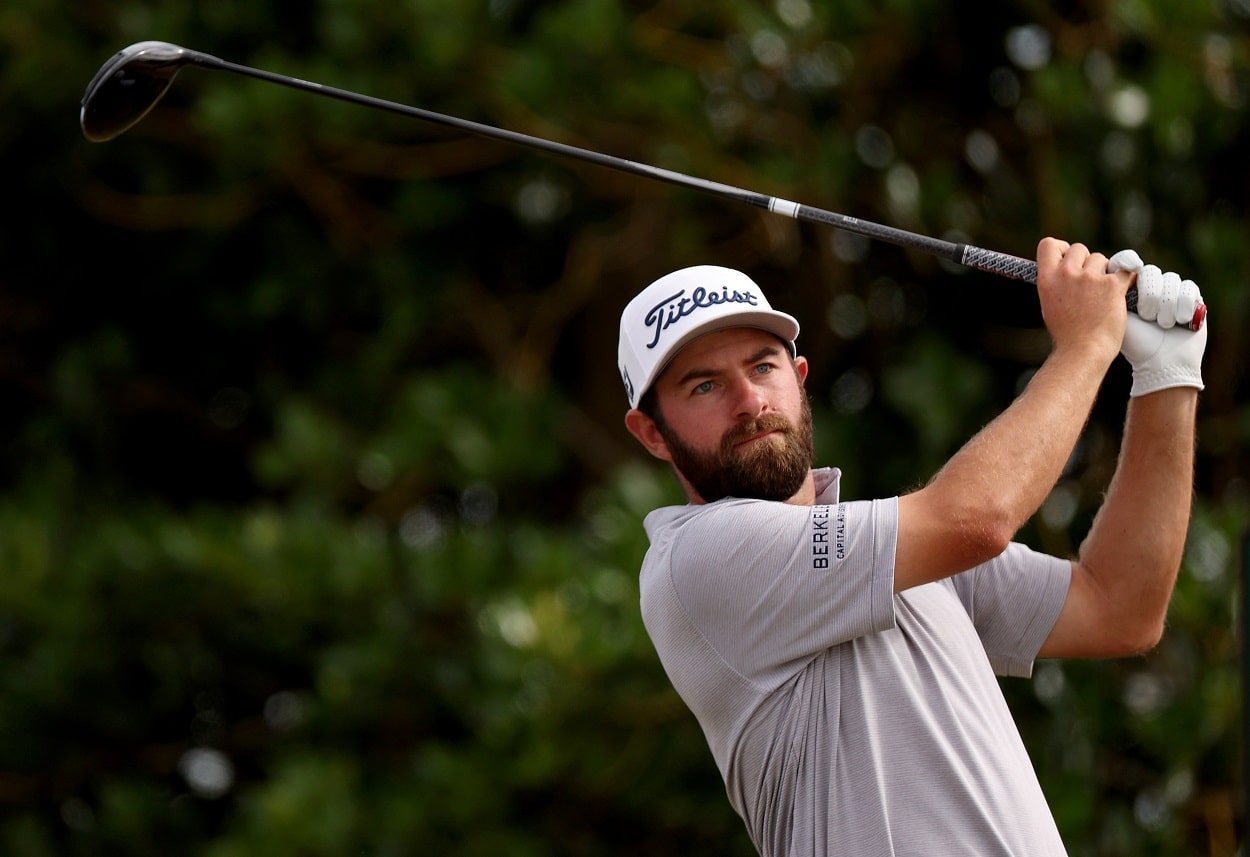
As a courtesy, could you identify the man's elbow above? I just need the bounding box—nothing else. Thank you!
[897,495,1016,581]
[1066,558,1176,658]
[1092,607,1169,658]
[1119,616,1167,656]
[932,527,1013,577]
[958,511,1015,568]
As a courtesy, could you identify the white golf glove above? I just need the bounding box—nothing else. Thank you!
[1106,249,1207,396]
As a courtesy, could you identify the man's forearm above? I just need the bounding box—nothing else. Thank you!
[940,346,1112,535]
[896,344,1115,586]
[1076,388,1198,635]
[896,238,1137,589]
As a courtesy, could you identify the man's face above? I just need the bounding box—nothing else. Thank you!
[638,328,814,503]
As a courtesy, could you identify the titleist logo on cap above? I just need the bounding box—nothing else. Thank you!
[642,286,762,349]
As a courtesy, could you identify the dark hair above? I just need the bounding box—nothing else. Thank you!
[637,385,663,425]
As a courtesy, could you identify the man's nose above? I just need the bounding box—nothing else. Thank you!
[730,376,769,420]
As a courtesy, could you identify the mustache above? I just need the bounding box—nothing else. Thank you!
[721,413,795,452]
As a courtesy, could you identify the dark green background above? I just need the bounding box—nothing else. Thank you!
[2,1,1247,854]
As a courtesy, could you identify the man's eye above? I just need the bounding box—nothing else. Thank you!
[754,363,773,375]
[693,381,714,395]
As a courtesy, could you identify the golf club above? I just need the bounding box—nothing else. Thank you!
[80,40,1205,331]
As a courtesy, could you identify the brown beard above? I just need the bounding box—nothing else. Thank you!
[658,392,814,503]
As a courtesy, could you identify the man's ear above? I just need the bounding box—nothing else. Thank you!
[794,354,809,384]
[624,409,672,462]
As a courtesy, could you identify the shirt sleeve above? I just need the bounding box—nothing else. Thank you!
[662,497,899,687]
[948,542,1073,677]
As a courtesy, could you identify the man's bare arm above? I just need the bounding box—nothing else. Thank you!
[1039,387,1197,657]
[895,239,1130,590]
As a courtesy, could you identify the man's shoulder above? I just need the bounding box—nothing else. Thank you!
[643,497,768,537]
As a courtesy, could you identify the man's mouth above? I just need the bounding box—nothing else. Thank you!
[727,421,793,455]
[734,430,782,450]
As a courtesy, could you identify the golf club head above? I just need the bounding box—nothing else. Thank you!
[80,41,194,142]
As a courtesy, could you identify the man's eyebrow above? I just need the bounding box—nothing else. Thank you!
[745,343,787,364]
[671,343,787,388]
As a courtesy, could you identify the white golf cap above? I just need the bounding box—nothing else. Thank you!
[617,265,800,409]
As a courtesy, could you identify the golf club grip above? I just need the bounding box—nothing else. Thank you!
[959,244,1204,331]
[958,245,1038,284]
[785,205,1202,332]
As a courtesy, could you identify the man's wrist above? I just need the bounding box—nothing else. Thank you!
[1048,336,1121,374]
[1130,367,1204,397]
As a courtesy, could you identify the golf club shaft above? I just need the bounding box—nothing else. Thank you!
[182,51,1041,285]
[86,43,1203,329]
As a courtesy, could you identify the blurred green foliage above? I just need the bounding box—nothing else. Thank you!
[1,0,1248,854]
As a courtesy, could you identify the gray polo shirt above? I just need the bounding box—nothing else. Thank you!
[639,467,1072,857]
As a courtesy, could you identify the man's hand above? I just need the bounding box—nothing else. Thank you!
[1107,250,1208,396]
[1035,238,1132,363]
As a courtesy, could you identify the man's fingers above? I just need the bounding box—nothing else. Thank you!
[1037,237,1073,267]
[1136,265,1162,321]
[1175,280,1200,326]
[1083,251,1112,272]
[1156,271,1181,329]
[1109,268,1135,294]
[1108,249,1144,274]
[1062,242,1090,268]
[1108,251,1203,329]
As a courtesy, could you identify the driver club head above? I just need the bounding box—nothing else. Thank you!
[80,41,195,142]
